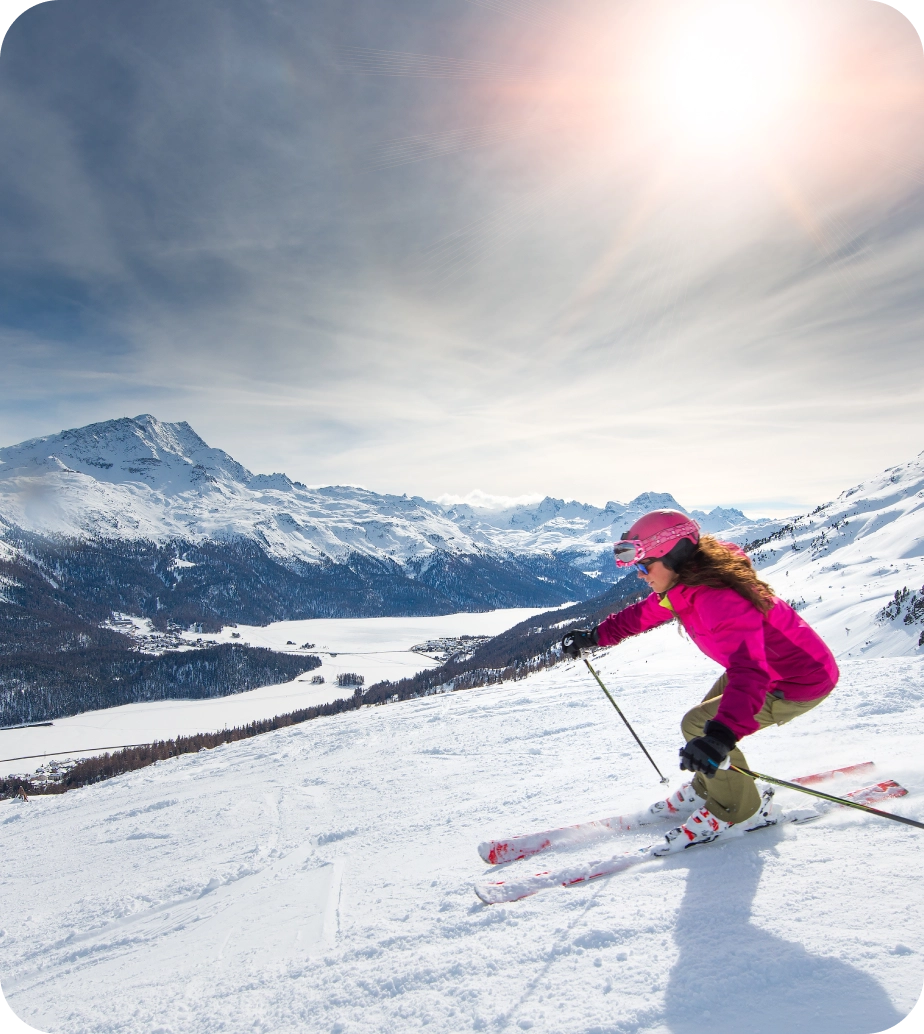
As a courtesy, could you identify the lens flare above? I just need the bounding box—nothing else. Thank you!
[646,2,800,148]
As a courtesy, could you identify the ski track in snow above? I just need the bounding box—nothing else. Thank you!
[1,626,923,1034]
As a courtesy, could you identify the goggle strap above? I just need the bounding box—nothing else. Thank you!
[612,519,699,568]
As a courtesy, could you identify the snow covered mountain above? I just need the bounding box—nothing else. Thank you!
[2,415,923,656]
[0,415,484,563]
[440,493,768,577]
[0,415,766,574]
[0,416,611,633]
[2,428,924,1034]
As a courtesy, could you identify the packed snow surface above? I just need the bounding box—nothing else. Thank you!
[2,626,922,1034]
[0,608,549,778]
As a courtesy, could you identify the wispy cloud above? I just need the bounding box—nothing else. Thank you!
[0,0,923,514]
[435,489,546,510]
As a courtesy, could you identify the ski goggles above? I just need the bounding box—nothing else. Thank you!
[613,540,659,571]
[612,519,700,568]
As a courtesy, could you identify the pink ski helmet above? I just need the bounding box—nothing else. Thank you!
[613,509,700,570]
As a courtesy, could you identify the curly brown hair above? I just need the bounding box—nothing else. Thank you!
[672,535,776,613]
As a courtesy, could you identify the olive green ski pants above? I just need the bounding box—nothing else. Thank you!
[682,673,831,824]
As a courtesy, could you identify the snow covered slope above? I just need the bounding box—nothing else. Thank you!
[743,450,924,660]
[1,627,922,1034]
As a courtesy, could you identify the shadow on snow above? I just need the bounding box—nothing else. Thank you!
[659,838,906,1034]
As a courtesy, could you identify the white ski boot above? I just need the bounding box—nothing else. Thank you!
[651,805,735,855]
[742,786,778,831]
[646,782,704,823]
[651,786,777,856]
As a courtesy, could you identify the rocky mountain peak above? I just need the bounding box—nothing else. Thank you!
[0,415,253,494]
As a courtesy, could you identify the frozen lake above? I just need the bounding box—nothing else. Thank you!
[0,607,551,778]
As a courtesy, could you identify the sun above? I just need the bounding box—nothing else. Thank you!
[645,2,802,149]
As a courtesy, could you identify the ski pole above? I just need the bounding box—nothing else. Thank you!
[729,764,924,831]
[582,656,669,785]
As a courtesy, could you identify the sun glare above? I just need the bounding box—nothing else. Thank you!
[647,3,800,148]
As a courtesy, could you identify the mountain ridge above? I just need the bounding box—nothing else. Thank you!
[3,416,924,663]
[0,415,766,576]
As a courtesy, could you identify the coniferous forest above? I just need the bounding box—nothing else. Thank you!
[0,576,643,796]
[0,526,608,726]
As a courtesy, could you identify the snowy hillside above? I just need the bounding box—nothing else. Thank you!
[742,450,924,660]
[3,426,924,1031]
[2,626,922,1034]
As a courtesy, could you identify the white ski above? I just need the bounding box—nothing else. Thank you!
[478,761,877,865]
[473,778,906,905]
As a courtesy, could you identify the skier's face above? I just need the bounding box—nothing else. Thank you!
[636,558,676,594]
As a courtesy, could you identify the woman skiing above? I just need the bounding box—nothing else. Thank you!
[562,509,839,853]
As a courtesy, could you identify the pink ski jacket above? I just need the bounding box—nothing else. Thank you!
[595,584,838,739]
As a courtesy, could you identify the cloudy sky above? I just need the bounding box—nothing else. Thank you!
[1,0,923,516]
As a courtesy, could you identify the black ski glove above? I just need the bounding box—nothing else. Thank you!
[561,627,599,658]
[679,719,737,777]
